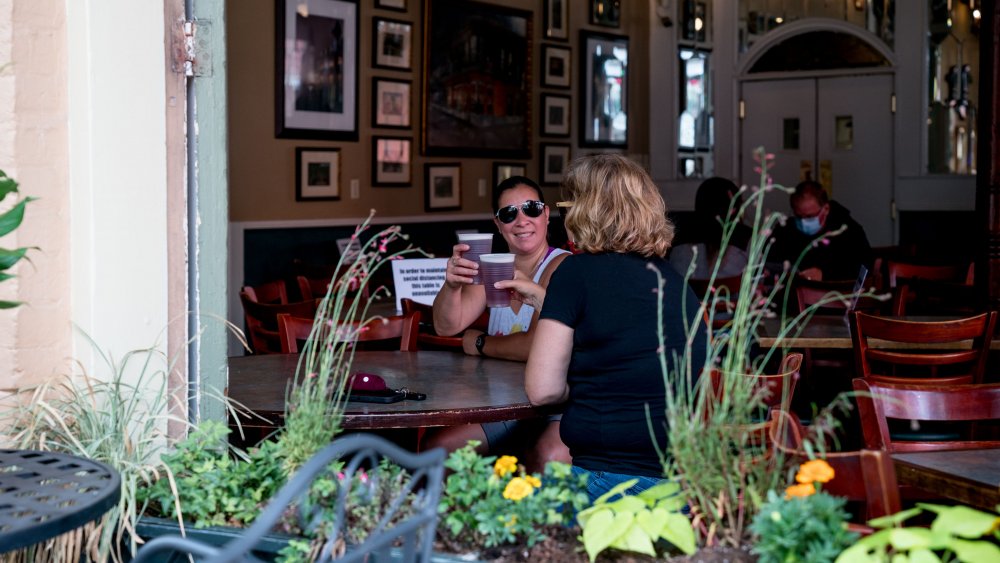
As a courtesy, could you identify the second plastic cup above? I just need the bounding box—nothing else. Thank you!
[458,233,493,284]
[480,253,516,308]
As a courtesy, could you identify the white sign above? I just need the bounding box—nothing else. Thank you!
[391,258,448,313]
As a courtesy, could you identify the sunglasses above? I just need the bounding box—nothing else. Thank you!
[495,200,546,224]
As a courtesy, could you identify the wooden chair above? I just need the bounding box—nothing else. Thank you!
[239,290,318,354]
[849,311,996,385]
[852,378,1000,453]
[707,353,803,446]
[794,277,883,316]
[886,260,974,289]
[887,260,975,315]
[400,298,489,351]
[768,410,902,525]
[277,311,420,354]
[297,274,371,303]
[688,275,743,330]
[242,280,289,305]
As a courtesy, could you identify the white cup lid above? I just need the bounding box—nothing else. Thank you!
[480,253,515,263]
[457,233,494,241]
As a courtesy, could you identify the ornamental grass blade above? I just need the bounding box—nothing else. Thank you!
[0,247,28,270]
[0,197,34,238]
[0,299,23,309]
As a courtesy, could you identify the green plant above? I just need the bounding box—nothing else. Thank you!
[577,479,696,561]
[0,168,35,308]
[750,459,857,563]
[837,504,1000,563]
[437,441,590,551]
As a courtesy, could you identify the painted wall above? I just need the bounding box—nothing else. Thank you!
[227,0,650,223]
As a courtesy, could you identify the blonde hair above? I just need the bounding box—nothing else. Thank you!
[562,154,674,257]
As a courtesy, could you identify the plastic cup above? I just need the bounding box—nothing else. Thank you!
[458,233,493,284]
[480,253,516,308]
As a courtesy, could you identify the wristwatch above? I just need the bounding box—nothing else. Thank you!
[475,333,487,356]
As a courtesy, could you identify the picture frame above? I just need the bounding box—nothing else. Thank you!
[493,162,526,186]
[590,0,621,28]
[541,44,571,89]
[373,17,412,71]
[539,143,570,186]
[372,77,411,129]
[580,31,629,148]
[422,0,532,158]
[295,147,341,201]
[372,136,412,187]
[376,0,407,12]
[543,0,568,41]
[425,163,462,211]
[541,94,571,137]
[275,0,359,140]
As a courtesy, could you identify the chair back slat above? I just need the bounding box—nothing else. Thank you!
[400,298,488,350]
[242,280,289,305]
[278,311,420,354]
[240,291,318,354]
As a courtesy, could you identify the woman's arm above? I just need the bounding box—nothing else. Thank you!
[524,318,572,405]
[433,243,487,336]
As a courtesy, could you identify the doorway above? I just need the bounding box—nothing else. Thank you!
[740,73,895,246]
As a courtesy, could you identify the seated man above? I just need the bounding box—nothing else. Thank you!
[771,180,872,281]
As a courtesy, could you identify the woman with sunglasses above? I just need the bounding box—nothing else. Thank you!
[428,175,571,470]
[498,155,708,501]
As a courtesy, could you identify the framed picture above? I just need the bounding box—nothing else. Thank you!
[541,94,571,137]
[544,0,568,41]
[425,164,462,211]
[422,0,531,158]
[539,143,570,186]
[376,0,407,12]
[275,0,359,140]
[590,0,621,28]
[580,31,628,148]
[295,148,341,201]
[373,17,412,71]
[493,162,526,185]
[541,45,571,89]
[372,136,412,187]
[372,78,411,128]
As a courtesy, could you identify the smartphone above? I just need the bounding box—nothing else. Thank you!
[348,388,406,404]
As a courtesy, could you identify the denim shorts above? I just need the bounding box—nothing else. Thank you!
[570,465,666,503]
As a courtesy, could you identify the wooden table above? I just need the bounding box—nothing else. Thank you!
[757,316,1000,350]
[893,448,1000,511]
[228,351,546,430]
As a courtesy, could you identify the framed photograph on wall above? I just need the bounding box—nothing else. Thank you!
[541,94,571,137]
[423,0,531,158]
[373,17,412,71]
[590,0,621,28]
[376,0,406,12]
[372,136,412,187]
[425,164,462,211]
[493,162,526,186]
[275,0,359,140]
[580,31,628,148]
[372,78,411,128]
[544,0,568,40]
[541,45,571,89]
[295,147,341,201]
[539,143,570,186]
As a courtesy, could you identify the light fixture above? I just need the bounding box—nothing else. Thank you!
[297,1,308,18]
[655,0,673,27]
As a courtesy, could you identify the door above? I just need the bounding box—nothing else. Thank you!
[740,74,894,246]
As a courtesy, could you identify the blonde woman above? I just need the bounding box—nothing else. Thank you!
[499,154,708,501]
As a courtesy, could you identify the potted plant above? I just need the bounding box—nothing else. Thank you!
[0,167,35,308]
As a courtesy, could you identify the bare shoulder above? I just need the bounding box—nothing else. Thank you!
[539,251,570,287]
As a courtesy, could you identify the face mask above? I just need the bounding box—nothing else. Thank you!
[795,216,822,236]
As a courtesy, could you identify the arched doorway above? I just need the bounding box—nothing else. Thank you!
[738,21,897,247]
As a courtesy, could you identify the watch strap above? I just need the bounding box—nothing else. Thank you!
[475,333,487,355]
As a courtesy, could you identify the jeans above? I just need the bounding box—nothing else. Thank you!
[571,465,666,503]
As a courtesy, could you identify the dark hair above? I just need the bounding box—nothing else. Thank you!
[691,177,740,261]
[791,180,829,207]
[492,175,544,213]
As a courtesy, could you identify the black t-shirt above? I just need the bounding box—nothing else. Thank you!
[540,252,708,477]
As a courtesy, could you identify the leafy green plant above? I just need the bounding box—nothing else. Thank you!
[837,503,1000,563]
[577,479,696,561]
[437,441,589,551]
[750,459,857,563]
[0,168,35,308]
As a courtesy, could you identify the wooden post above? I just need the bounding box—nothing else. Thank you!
[980,0,1000,311]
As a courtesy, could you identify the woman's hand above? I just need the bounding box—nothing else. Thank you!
[444,243,479,289]
[495,270,546,310]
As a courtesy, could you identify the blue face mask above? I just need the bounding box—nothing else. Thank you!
[795,216,822,236]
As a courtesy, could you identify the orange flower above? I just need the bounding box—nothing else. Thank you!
[784,483,816,499]
[795,459,835,484]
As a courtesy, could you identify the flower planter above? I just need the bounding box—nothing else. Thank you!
[134,516,477,562]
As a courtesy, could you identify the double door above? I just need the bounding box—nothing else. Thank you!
[740,74,894,246]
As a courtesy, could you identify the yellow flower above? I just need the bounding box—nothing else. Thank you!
[524,475,541,488]
[494,455,518,478]
[785,483,816,499]
[504,515,518,528]
[795,459,835,484]
[503,477,535,501]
